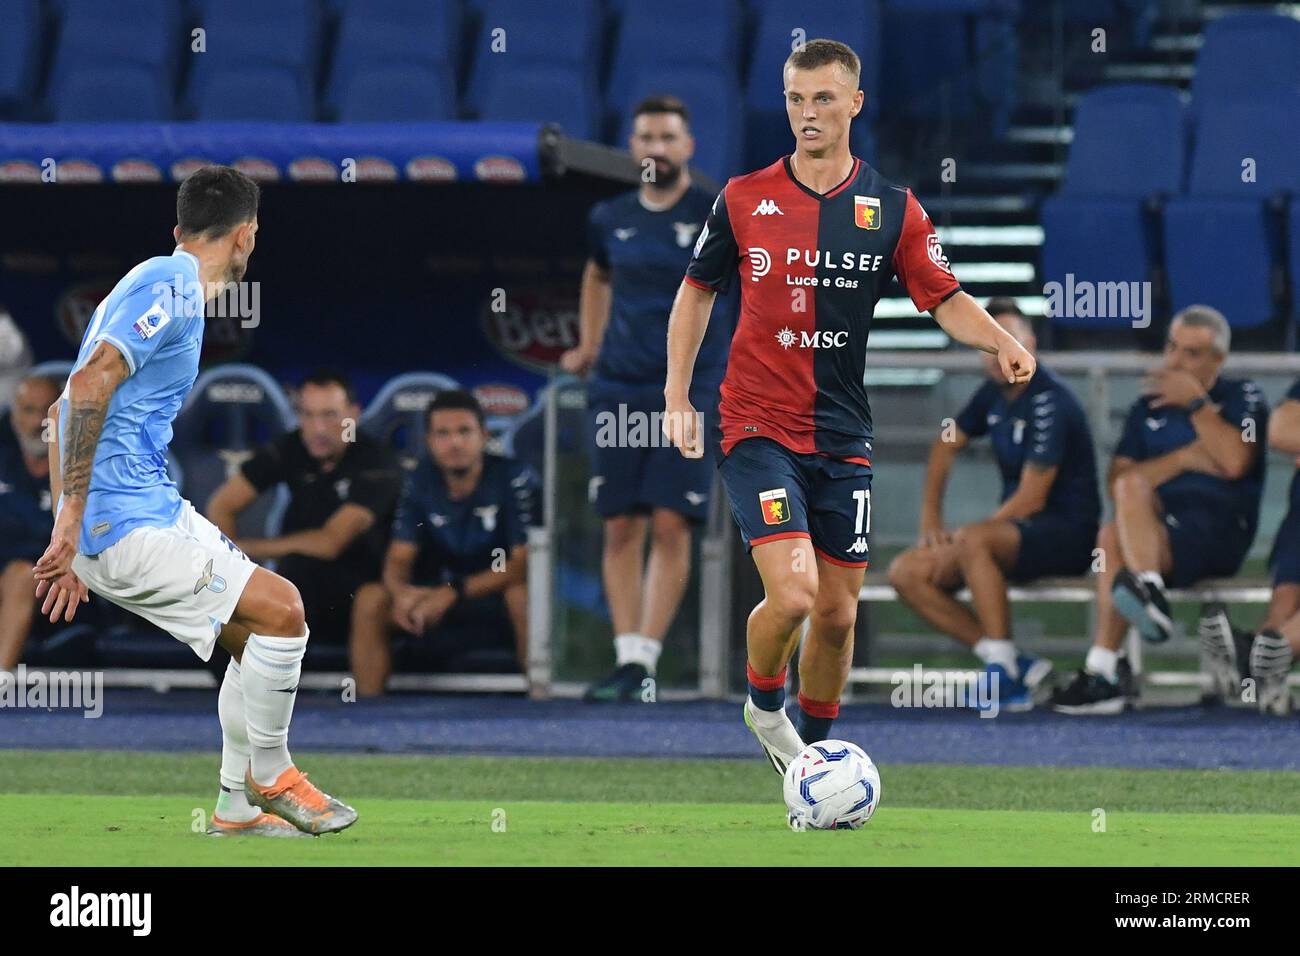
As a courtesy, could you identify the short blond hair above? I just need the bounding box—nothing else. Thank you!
[784,38,861,87]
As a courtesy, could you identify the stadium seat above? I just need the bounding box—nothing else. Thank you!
[336,65,457,122]
[1290,204,1300,342]
[170,364,296,542]
[1039,85,1186,330]
[51,65,174,122]
[325,0,461,115]
[360,372,462,470]
[0,0,40,118]
[463,0,601,115]
[479,64,599,138]
[604,0,741,112]
[47,0,180,100]
[744,0,882,168]
[1189,12,1300,117]
[191,66,314,121]
[186,0,320,114]
[1164,93,1300,330]
[611,67,743,185]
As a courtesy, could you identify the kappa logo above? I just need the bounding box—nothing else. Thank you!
[752,199,784,216]
[746,246,771,281]
[846,537,869,555]
[613,227,637,241]
[193,558,228,595]
[759,487,791,526]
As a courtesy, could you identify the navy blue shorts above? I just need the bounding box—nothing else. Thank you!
[588,380,716,522]
[719,436,874,568]
[1269,504,1300,586]
[1009,512,1098,583]
[1160,495,1254,588]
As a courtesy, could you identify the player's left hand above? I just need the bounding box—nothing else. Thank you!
[1142,369,1207,410]
[35,571,89,623]
[413,586,458,635]
[996,334,1035,385]
[33,513,81,583]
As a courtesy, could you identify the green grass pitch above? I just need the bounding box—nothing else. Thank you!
[3,751,1298,866]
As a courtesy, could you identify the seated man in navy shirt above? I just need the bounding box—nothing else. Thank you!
[889,301,1100,710]
[1052,306,1269,714]
[0,374,60,675]
[1203,375,1300,714]
[350,390,539,695]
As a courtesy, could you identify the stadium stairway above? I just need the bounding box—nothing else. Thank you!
[892,0,1292,347]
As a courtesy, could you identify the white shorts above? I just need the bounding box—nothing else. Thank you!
[73,500,258,662]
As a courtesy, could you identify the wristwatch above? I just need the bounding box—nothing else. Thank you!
[1185,396,1208,415]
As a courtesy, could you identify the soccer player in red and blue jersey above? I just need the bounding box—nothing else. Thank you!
[662,39,1036,772]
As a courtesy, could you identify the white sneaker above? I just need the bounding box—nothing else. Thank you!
[1250,630,1294,716]
[743,697,804,774]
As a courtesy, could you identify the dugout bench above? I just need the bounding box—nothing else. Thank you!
[851,575,1278,693]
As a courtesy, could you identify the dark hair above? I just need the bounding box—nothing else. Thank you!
[785,39,861,85]
[632,94,690,126]
[985,297,1026,320]
[177,165,260,240]
[426,389,485,427]
[300,368,356,405]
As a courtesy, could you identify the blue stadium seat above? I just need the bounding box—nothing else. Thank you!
[744,0,882,168]
[0,0,40,118]
[1291,204,1300,340]
[612,67,743,185]
[326,0,461,114]
[191,66,314,121]
[479,64,598,138]
[1190,12,1300,116]
[336,65,456,121]
[360,372,461,470]
[52,65,174,121]
[171,364,296,542]
[48,0,180,97]
[464,0,600,114]
[1163,93,1300,330]
[1039,85,1186,330]
[186,0,320,113]
[605,0,741,112]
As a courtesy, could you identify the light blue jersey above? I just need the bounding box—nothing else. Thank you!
[60,249,206,555]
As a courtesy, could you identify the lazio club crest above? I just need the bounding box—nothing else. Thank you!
[759,488,791,526]
[854,195,881,230]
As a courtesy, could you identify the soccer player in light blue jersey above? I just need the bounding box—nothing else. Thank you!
[34,166,356,837]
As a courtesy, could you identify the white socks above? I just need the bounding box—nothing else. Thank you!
[973,637,1019,678]
[1086,646,1119,683]
[614,633,662,674]
[215,658,257,822]
[240,629,308,787]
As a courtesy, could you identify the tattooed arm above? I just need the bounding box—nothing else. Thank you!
[33,342,129,594]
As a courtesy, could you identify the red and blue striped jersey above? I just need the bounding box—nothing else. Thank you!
[685,155,960,462]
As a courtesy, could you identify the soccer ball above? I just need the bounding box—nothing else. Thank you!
[783,740,881,830]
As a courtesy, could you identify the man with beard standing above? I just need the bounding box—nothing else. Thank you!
[561,95,734,702]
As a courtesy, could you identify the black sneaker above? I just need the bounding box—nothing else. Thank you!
[1197,602,1254,705]
[583,663,652,703]
[1112,568,1174,643]
[1050,659,1134,715]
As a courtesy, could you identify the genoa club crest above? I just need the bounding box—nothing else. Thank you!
[854,195,881,230]
[759,488,791,526]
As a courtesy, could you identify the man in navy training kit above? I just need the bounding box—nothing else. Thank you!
[1051,305,1269,714]
[889,299,1100,712]
[561,95,734,702]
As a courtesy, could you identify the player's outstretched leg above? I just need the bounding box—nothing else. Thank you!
[234,568,358,835]
[743,538,817,774]
[208,637,310,838]
[795,556,865,742]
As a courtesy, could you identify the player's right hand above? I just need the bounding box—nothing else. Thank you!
[559,346,595,376]
[33,516,80,583]
[35,571,89,623]
[662,394,703,459]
